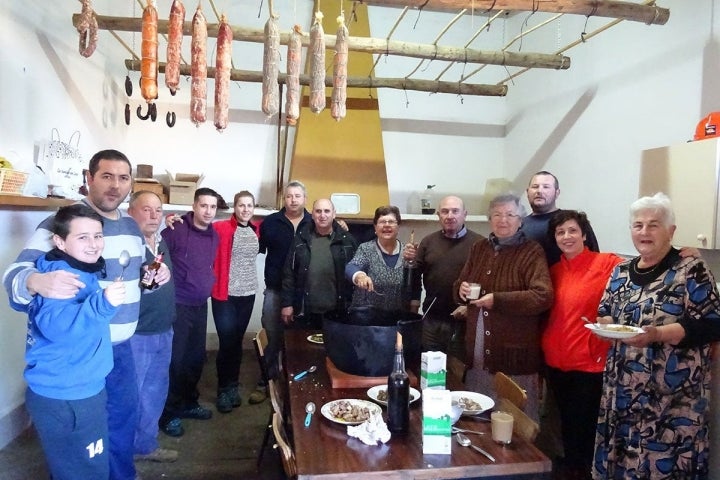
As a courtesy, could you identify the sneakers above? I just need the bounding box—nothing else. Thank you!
[134,448,179,463]
[248,385,268,405]
[160,417,184,437]
[179,404,213,420]
[217,387,241,413]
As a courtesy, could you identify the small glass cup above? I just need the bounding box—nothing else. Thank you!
[467,283,482,300]
[491,411,513,445]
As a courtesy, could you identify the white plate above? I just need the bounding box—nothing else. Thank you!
[321,399,382,425]
[584,323,645,339]
[450,391,495,416]
[366,385,421,406]
[306,333,324,344]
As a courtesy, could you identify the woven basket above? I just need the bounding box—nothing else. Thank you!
[0,169,29,195]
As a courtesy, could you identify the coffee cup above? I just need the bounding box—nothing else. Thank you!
[467,283,481,300]
[491,411,513,445]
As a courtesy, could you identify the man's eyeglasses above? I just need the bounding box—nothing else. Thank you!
[377,219,398,226]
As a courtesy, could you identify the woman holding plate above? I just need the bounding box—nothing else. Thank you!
[591,193,720,479]
[541,210,622,479]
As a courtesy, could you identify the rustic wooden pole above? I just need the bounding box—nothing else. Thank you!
[356,0,670,25]
[76,14,570,70]
[123,59,508,97]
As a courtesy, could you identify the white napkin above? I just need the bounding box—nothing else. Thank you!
[346,411,391,445]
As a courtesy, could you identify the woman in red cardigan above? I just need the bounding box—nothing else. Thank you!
[541,210,622,479]
[211,191,260,413]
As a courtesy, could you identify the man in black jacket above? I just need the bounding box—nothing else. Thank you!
[280,199,358,328]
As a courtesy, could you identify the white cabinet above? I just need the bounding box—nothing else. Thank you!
[640,138,720,248]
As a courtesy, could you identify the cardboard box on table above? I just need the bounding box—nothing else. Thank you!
[167,173,204,205]
[133,179,167,204]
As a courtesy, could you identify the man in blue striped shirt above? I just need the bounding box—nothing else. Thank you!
[3,149,170,480]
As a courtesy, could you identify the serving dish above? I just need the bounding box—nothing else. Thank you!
[450,391,495,416]
[306,333,324,344]
[366,385,421,406]
[584,323,644,339]
[320,399,382,425]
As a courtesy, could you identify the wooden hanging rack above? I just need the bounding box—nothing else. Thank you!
[123,59,509,96]
[73,14,571,71]
[355,0,669,25]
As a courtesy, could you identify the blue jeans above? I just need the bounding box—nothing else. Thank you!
[260,288,283,379]
[166,303,208,413]
[107,341,139,480]
[212,295,255,390]
[129,329,173,454]
[27,388,109,480]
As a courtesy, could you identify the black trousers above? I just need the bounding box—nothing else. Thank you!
[545,366,603,472]
[166,303,208,412]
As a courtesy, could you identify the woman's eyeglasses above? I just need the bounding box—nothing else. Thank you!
[377,219,398,226]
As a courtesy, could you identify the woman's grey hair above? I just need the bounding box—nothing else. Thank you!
[487,193,527,218]
[629,192,675,227]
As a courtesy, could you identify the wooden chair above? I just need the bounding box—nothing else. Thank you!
[493,371,528,410]
[272,412,297,479]
[254,328,272,467]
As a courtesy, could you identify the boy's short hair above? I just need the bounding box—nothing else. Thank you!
[53,204,104,239]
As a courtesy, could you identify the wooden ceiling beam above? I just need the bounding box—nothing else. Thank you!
[356,0,669,25]
[123,59,509,97]
[76,14,570,70]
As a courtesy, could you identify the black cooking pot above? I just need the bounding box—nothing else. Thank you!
[323,307,422,377]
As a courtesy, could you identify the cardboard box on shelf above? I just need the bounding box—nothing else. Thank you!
[133,179,166,203]
[167,172,204,205]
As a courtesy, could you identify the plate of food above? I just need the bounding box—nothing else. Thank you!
[366,385,421,406]
[584,323,645,339]
[321,399,381,425]
[450,391,495,416]
[306,333,324,344]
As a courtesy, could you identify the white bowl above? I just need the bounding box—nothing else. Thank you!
[450,404,464,425]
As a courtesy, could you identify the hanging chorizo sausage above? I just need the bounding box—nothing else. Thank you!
[190,4,208,125]
[77,0,98,58]
[214,14,233,131]
[331,15,348,121]
[308,11,326,114]
[165,0,186,95]
[140,0,159,103]
[285,25,302,126]
[261,14,280,116]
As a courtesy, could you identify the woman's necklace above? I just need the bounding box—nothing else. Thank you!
[629,257,664,284]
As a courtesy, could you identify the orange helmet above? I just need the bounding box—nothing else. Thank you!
[694,112,720,140]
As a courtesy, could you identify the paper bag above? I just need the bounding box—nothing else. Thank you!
[39,128,85,199]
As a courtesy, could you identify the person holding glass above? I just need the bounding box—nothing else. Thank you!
[541,210,622,479]
[345,205,414,313]
[590,193,720,479]
[454,193,553,421]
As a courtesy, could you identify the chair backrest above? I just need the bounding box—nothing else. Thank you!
[272,412,297,478]
[493,371,528,410]
[495,397,539,443]
[268,378,284,417]
[254,328,270,383]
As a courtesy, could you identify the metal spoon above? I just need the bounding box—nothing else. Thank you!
[452,426,485,436]
[456,433,495,462]
[294,365,317,380]
[304,402,316,427]
[118,250,131,280]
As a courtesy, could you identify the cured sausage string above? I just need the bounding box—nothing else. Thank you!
[190,3,208,125]
[214,14,233,131]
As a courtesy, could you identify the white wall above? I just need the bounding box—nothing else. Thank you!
[2,0,720,452]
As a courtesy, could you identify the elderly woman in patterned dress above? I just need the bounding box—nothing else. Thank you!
[345,205,413,313]
[591,192,720,479]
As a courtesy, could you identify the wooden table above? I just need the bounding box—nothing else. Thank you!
[284,330,552,479]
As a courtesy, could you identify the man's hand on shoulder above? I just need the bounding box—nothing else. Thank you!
[27,271,85,299]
